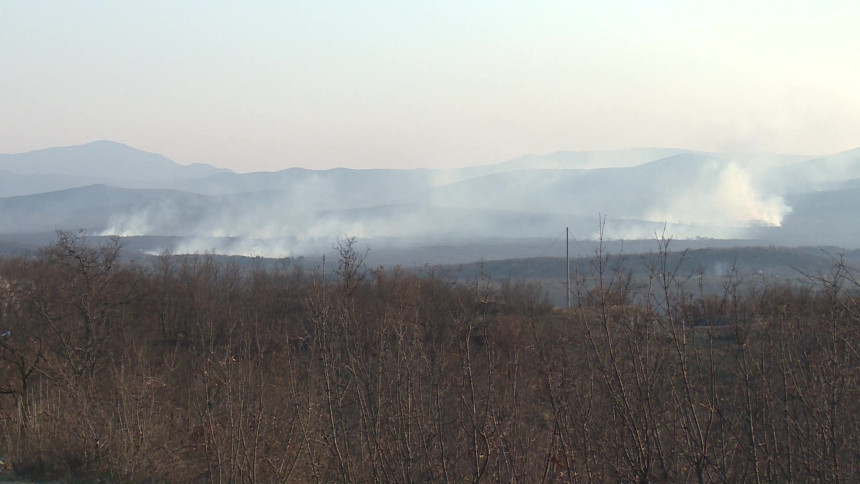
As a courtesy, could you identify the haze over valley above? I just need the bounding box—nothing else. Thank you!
[0,140,858,265]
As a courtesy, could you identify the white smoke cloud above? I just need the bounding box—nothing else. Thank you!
[95,153,799,258]
[100,208,155,237]
[645,161,790,228]
[170,237,296,258]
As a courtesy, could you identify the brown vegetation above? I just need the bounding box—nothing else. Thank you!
[0,232,858,482]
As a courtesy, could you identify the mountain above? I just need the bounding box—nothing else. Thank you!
[0,169,109,197]
[494,148,691,170]
[406,153,787,228]
[0,140,230,182]
[0,185,216,234]
[749,186,860,247]
[766,148,860,193]
[0,141,858,259]
[168,167,438,204]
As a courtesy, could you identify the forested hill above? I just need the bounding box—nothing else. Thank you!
[439,245,860,281]
[0,233,858,481]
[4,142,860,256]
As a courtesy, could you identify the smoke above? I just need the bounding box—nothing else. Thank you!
[100,208,155,237]
[95,154,797,257]
[99,198,188,237]
[645,161,790,228]
[170,237,296,258]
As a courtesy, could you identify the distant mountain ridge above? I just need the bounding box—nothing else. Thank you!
[0,140,230,181]
[0,141,859,257]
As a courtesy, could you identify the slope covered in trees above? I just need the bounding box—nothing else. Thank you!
[0,234,858,482]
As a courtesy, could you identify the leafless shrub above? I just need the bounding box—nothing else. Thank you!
[0,231,857,482]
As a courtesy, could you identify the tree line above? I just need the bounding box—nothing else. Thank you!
[0,232,858,482]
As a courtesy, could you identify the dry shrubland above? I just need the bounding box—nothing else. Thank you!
[0,232,858,483]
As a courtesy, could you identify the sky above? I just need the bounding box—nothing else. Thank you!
[2,1,859,172]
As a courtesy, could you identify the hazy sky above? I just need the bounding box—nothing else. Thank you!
[2,1,859,172]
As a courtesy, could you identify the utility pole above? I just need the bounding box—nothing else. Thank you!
[566,227,570,309]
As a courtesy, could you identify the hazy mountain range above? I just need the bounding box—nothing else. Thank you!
[1,140,858,259]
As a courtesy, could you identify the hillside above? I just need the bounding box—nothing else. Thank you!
[1,236,858,482]
[1,142,860,259]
